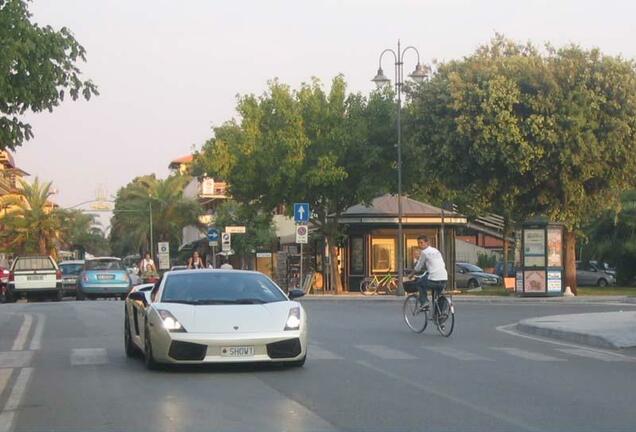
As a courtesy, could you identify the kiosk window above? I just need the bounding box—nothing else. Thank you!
[371,238,396,273]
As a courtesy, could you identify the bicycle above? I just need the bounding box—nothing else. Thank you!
[402,275,455,337]
[359,273,398,296]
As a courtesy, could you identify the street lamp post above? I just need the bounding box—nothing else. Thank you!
[373,40,428,296]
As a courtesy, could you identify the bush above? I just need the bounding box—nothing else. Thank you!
[477,253,497,269]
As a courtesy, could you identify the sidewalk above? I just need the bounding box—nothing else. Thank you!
[517,311,636,349]
[302,293,636,304]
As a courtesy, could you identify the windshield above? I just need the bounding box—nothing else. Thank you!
[461,263,484,273]
[60,264,84,275]
[161,272,287,304]
[85,260,124,271]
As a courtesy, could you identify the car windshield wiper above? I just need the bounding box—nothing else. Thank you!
[162,300,201,305]
[233,298,267,304]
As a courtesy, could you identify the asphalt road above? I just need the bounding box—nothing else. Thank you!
[1,298,635,432]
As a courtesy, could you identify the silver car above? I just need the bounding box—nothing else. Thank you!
[455,262,502,290]
[576,261,616,287]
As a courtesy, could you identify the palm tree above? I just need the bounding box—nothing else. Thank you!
[110,175,201,257]
[0,178,62,256]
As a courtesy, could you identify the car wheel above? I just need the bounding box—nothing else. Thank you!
[467,279,479,290]
[5,289,16,303]
[124,311,137,358]
[286,355,306,368]
[0,285,5,303]
[76,289,85,301]
[597,278,608,288]
[53,288,63,302]
[144,324,160,370]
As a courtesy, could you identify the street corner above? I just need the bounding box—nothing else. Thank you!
[516,311,636,350]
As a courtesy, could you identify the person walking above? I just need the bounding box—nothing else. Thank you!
[139,253,156,273]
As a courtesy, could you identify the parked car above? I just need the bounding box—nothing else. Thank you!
[576,261,616,287]
[77,257,132,300]
[0,265,10,303]
[6,256,63,302]
[589,260,616,278]
[59,260,85,296]
[455,262,502,290]
[495,261,518,278]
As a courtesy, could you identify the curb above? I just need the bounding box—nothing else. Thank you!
[516,322,620,349]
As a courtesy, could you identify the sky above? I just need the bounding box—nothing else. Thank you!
[13,0,636,229]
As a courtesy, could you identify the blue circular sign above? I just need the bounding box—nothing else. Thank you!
[207,228,220,241]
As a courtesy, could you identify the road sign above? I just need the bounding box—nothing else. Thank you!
[293,203,310,223]
[221,232,231,252]
[157,242,170,270]
[296,225,308,244]
[207,227,220,241]
[225,226,246,234]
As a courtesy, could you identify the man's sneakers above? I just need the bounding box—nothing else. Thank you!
[418,299,430,311]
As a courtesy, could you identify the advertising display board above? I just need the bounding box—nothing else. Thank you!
[519,222,564,296]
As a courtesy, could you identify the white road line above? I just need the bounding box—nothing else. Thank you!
[492,347,565,362]
[423,346,493,361]
[308,344,342,360]
[556,348,634,362]
[11,315,33,351]
[496,323,636,361]
[357,360,542,432]
[29,314,46,351]
[355,344,418,360]
[0,369,11,397]
[0,368,33,432]
[70,348,108,366]
[0,352,34,369]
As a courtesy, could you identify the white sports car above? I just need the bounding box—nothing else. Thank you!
[124,269,307,369]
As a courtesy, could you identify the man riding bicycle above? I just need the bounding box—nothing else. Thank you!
[406,235,448,308]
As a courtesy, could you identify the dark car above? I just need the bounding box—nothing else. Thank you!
[59,260,85,296]
[495,262,517,278]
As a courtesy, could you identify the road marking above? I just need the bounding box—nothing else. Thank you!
[492,347,565,362]
[71,348,108,366]
[357,360,542,432]
[556,348,634,362]
[355,345,417,360]
[423,346,493,361]
[29,314,46,351]
[0,368,33,432]
[308,344,342,360]
[0,369,11,397]
[0,352,34,369]
[11,315,33,351]
[496,323,636,361]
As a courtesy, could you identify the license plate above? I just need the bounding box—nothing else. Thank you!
[97,274,115,280]
[27,275,44,280]
[220,346,255,357]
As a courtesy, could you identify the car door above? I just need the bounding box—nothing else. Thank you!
[455,264,468,288]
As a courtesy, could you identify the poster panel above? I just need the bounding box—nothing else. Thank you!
[524,270,546,293]
[516,271,524,293]
[524,229,546,267]
[547,270,562,292]
[547,228,563,267]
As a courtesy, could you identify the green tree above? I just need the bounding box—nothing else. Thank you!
[109,175,201,258]
[582,190,636,285]
[193,76,396,292]
[59,210,110,257]
[0,177,62,256]
[212,200,277,269]
[0,0,98,150]
[406,35,636,293]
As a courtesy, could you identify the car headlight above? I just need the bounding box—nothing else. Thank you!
[157,309,187,332]
[284,307,301,331]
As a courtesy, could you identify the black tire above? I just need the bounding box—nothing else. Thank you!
[124,311,137,358]
[53,288,63,302]
[0,285,6,303]
[287,355,306,367]
[467,279,479,290]
[434,296,455,337]
[403,294,428,333]
[76,288,85,301]
[597,278,608,288]
[360,280,376,296]
[144,324,160,370]
[5,289,16,303]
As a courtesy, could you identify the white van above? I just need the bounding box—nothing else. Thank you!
[7,256,63,302]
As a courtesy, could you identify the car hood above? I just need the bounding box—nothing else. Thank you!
[156,301,298,334]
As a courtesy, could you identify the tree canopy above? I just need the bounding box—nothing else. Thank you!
[0,0,98,150]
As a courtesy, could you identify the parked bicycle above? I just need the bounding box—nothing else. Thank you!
[359,273,398,296]
[402,275,455,336]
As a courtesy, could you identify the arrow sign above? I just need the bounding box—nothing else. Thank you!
[207,228,220,241]
[294,203,310,223]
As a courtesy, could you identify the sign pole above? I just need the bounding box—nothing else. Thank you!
[300,243,303,291]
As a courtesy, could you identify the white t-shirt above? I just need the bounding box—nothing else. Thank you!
[220,263,233,269]
[414,246,448,281]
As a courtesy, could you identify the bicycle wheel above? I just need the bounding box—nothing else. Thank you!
[434,295,455,337]
[403,294,428,333]
[360,280,377,296]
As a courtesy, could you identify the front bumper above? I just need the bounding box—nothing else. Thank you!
[478,278,501,286]
[151,330,307,364]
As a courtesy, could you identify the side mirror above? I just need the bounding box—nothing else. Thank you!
[128,291,148,306]
[288,289,305,300]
